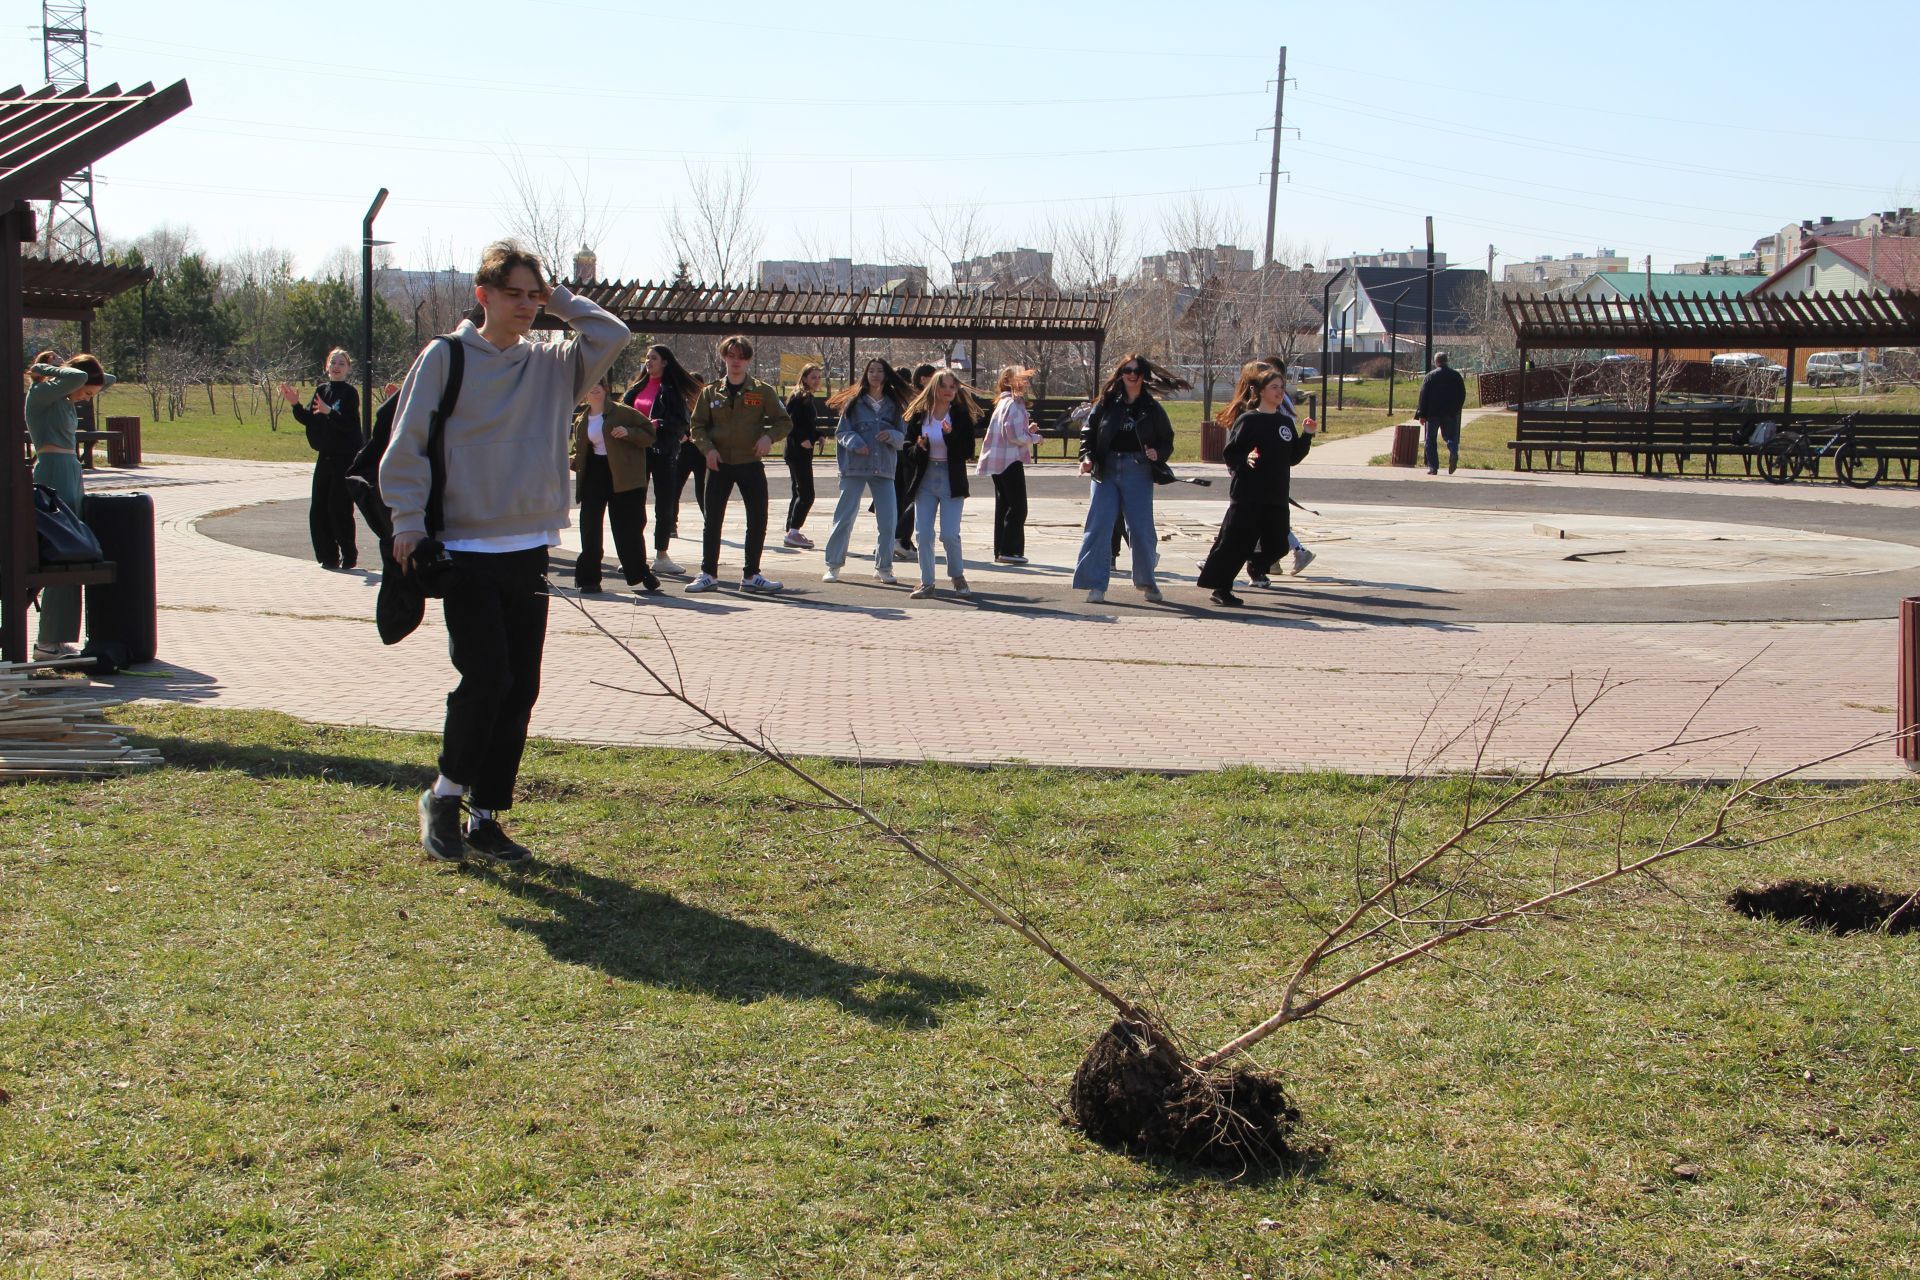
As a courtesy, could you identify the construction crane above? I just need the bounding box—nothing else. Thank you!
[40,0,103,262]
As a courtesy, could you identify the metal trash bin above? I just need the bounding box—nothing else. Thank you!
[81,491,157,664]
[1391,420,1421,467]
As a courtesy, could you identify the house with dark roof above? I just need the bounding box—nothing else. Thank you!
[1753,234,1920,297]
[1329,267,1486,354]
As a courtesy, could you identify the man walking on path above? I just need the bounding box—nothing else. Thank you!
[1416,350,1468,475]
[685,335,792,594]
[382,240,631,866]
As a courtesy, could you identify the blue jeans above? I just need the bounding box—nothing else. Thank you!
[1423,418,1461,469]
[914,463,965,584]
[823,473,897,571]
[1073,451,1157,590]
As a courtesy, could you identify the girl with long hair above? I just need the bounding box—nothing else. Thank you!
[1196,366,1317,606]
[900,369,981,599]
[895,363,936,556]
[622,343,703,575]
[1072,353,1176,604]
[25,351,114,658]
[782,362,826,548]
[977,364,1043,564]
[281,347,365,569]
[820,357,909,583]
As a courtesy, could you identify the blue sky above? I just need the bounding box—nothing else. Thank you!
[11,0,1917,279]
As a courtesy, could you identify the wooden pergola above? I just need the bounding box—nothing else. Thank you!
[1504,290,1920,417]
[2,80,192,664]
[552,279,1115,392]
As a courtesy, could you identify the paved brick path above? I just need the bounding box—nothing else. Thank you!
[80,455,1920,780]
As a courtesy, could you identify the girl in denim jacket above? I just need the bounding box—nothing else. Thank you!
[820,358,910,584]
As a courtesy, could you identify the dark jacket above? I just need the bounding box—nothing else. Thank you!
[1222,408,1313,507]
[784,391,827,459]
[690,374,793,464]
[902,405,978,501]
[623,375,693,454]
[293,380,363,456]
[1079,393,1174,480]
[1415,364,1467,424]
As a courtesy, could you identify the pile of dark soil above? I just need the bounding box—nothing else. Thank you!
[1068,1019,1298,1176]
[1727,880,1917,935]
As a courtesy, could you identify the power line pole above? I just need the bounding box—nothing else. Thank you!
[39,1,102,263]
[1262,46,1287,268]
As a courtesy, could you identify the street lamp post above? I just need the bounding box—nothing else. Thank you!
[362,187,391,435]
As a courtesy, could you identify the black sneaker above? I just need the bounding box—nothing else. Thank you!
[418,790,467,863]
[633,569,662,593]
[1209,589,1246,607]
[464,817,534,868]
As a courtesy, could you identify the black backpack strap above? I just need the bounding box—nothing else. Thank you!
[424,335,464,538]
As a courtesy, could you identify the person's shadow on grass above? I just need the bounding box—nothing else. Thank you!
[494,861,982,1028]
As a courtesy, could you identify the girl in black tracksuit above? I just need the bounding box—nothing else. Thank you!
[783,363,827,547]
[1196,367,1315,606]
[283,346,364,569]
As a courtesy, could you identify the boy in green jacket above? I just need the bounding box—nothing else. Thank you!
[686,334,791,593]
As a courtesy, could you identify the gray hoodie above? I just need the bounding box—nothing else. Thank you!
[380,285,630,542]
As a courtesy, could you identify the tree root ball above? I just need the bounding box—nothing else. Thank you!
[1069,1019,1299,1176]
[1728,879,1917,935]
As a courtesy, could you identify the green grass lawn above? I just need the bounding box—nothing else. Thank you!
[4,705,1916,1277]
[100,384,318,463]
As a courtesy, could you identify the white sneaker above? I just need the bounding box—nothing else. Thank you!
[951,575,971,596]
[994,554,1028,565]
[684,572,719,593]
[652,554,684,576]
[32,642,79,659]
[1291,547,1316,575]
[783,530,813,549]
[821,565,841,583]
[1085,589,1105,603]
[1141,585,1164,603]
[1248,574,1273,589]
[875,569,899,586]
[740,573,784,594]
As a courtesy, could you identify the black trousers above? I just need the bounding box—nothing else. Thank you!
[673,439,707,531]
[785,449,816,530]
[701,460,770,578]
[439,546,549,810]
[991,462,1028,558]
[309,453,358,567]
[1197,502,1289,590]
[646,448,680,552]
[575,453,650,588]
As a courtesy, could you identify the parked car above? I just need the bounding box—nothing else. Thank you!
[1711,352,1787,383]
[1288,364,1319,381]
[1806,350,1889,387]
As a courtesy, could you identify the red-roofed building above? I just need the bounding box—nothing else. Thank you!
[1754,234,1920,297]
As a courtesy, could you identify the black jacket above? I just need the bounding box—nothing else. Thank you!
[902,406,978,501]
[1222,408,1312,507]
[293,380,363,456]
[784,391,826,458]
[623,375,692,453]
[1415,364,1467,423]
[1079,393,1174,479]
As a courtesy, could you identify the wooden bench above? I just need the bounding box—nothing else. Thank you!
[1509,411,1920,481]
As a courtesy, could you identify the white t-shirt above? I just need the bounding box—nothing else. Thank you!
[925,412,951,462]
[586,412,607,455]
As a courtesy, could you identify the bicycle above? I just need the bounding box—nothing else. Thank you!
[1757,412,1886,488]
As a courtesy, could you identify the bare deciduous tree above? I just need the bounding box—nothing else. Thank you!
[501,151,617,282]
[666,161,763,286]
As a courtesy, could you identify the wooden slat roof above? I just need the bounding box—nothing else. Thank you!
[0,81,192,207]
[555,280,1113,342]
[21,255,152,319]
[1505,289,1920,348]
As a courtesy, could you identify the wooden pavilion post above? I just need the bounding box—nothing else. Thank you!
[3,203,36,663]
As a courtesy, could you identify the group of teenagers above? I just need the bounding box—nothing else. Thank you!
[260,238,1327,866]
[558,342,1321,607]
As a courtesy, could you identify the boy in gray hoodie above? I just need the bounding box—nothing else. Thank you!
[382,240,630,866]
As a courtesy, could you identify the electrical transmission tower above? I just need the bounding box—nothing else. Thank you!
[40,0,103,262]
